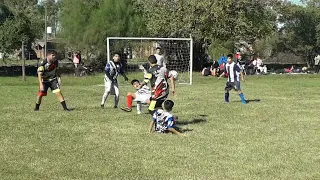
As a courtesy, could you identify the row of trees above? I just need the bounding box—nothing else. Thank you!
[1,0,320,67]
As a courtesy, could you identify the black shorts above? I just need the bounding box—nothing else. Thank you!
[148,99,166,111]
[38,78,60,96]
[225,81,241,91]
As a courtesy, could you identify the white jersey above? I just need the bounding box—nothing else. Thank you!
[136,85,151,96]
[154,54,165,67]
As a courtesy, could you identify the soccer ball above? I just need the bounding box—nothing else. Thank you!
[169,70,178,80]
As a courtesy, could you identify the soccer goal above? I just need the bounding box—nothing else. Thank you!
[106,37,193,85]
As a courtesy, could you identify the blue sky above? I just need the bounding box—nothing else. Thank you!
[289,0,303,5]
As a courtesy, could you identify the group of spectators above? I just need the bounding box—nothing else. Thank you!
[201,52,267,77]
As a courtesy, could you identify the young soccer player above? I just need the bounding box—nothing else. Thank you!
[149,100,183,136]
[139,65,177,96]
[139,55,169,115]
[154,47,165,67]
[218,54,247,104]
[121,79,151,114]
[34,50,70,111]
[101,53,128,108]
[168,70,178,96]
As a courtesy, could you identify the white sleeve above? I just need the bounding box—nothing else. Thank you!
[161,56,166,68]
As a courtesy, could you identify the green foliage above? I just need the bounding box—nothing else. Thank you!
[0,0,44,53]
[58,0,146,59]
[134,0,279,43]
[208,40,234,60]
[276,2,320,65]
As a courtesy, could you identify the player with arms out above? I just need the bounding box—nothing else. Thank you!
[218,54,247,104]
[101,53,128,108]
[141,55,169,115]
[34,50,70,111]
[121,79,151,114]
[149,100,183,136]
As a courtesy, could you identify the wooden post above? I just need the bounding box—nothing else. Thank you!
[22,41,26,81]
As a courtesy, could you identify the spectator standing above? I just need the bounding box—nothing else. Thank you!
[314,53,320,74]
[73,51,82,76]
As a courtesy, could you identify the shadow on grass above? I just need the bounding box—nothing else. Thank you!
[175,127,193,133]
[176,118,207,126]
[233,99,261,104]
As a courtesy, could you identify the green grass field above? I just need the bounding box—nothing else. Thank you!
[0,74,320,179]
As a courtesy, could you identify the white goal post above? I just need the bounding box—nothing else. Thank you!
[106,37,193,85]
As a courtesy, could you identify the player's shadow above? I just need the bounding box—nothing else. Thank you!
[246,99,261,103]
[234,99,261,104]
[176,118,207,126]
[175,127,193,133]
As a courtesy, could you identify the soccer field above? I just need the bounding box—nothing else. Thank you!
[0,74,319,179]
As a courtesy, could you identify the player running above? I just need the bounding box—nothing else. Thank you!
[34,50,70,111]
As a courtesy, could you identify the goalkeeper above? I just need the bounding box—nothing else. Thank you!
[140,65,178,97]
[139,55,170,115]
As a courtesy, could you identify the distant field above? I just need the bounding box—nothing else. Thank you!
[0,74,319,179]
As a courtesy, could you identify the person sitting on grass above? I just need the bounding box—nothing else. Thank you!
[121,79,151,114]
[148,100,184,136]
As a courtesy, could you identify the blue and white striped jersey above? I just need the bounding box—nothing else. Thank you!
[225,62,241,82]
[105,61,124,80]
[152,109,174,133]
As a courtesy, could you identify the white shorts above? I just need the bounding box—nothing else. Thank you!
[134,93,151,104]
[104,77,118,95]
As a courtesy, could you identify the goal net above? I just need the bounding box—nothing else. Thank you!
[106,37,193,85]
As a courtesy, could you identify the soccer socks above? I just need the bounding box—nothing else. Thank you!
[137,103,142,114]
[34,103,40,111]
[126,95,133,109]
[239,93,247,104]
[224,92,229,102]
[60,101,69,110]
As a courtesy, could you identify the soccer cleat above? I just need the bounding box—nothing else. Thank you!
[121,107,132,112]
[113,106,118,108]
[137,111,141,115]
[34,109,39,111]
[101,104,104,109]
[64,108,71,111]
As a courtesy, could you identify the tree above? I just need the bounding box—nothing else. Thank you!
[276,2,320,66]
[58,0,146,59]
[0,0,44,53]
[134,0,279,42]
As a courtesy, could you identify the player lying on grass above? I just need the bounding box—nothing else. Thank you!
[121,79,151,114]
[218,54,247,104]
[34,50,70,111]
[101,53,128,108]
[149,100,183,136]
